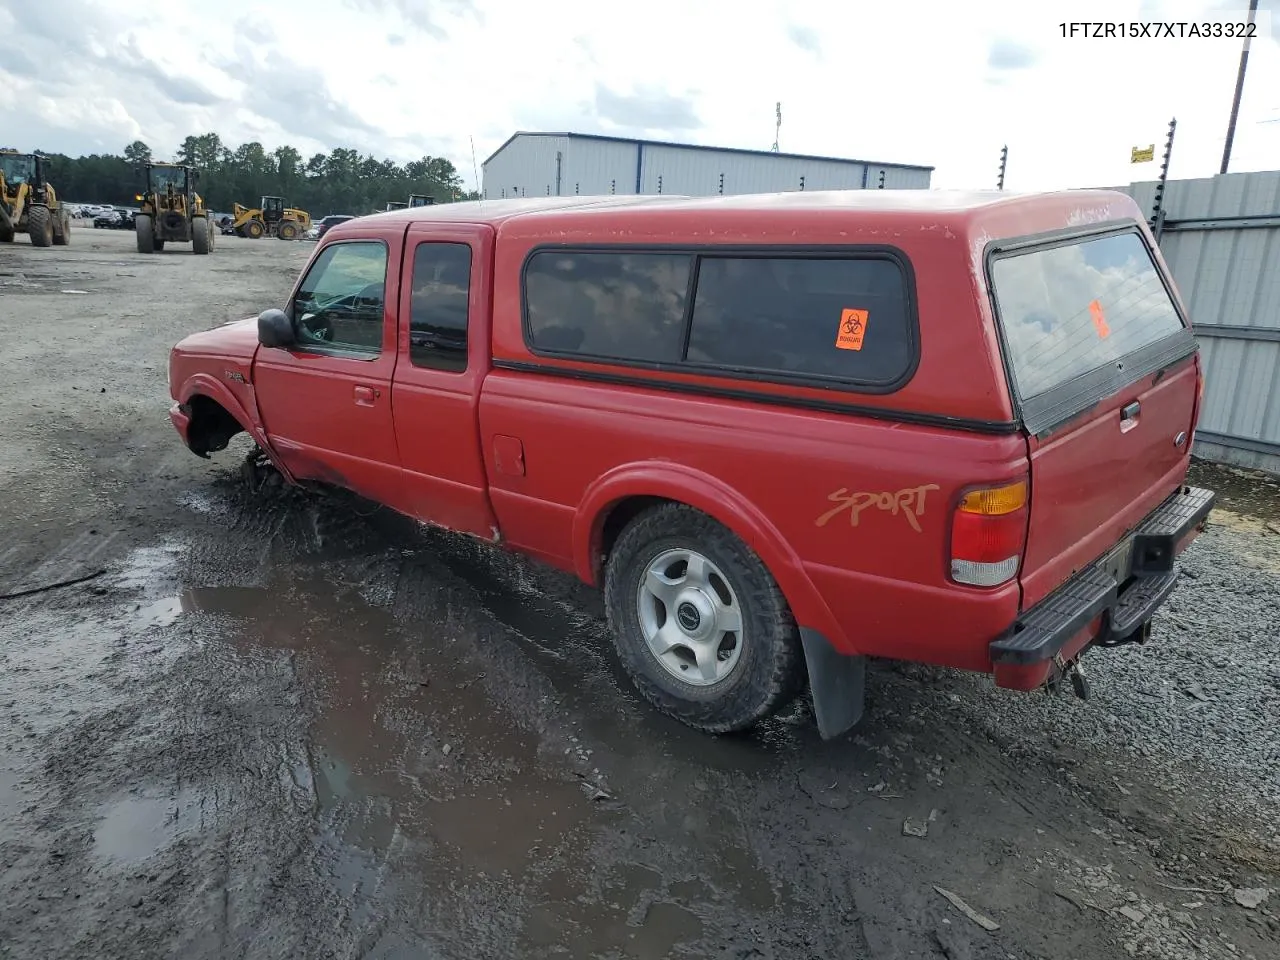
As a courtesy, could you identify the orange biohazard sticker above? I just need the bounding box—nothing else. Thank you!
[1089,299,1111,339]
[836,308,870,351]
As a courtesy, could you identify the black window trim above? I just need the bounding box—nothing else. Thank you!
[519,242,922,396]
[408,238,474,374]
[287,237,391,363]
[983,220,1199,440]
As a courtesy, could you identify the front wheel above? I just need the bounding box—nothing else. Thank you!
[603,503,805,734]
[136,214,154,253]
[191,216,210,254]
[27,204,53,247]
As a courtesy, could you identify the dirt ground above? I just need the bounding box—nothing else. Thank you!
[0,225,1276,960]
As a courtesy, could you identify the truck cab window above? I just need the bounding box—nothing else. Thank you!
[409,242,472,372]
[291,241,388,358]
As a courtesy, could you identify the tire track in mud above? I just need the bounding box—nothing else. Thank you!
[6,449,1278,959]
[154,478,1280,958]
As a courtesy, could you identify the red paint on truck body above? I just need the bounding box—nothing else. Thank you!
[167,189,1208,693]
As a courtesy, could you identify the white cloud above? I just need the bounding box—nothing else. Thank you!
[1,0,1278,193]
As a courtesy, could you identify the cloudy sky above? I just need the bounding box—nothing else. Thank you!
[1,0,1277,192]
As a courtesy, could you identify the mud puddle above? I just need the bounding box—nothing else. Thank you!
[92,786,207,867]
[103,540,712,954]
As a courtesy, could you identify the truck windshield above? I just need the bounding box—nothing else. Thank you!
[989,230,1186,401]
[0,154,36,185]
[150,167,189,191]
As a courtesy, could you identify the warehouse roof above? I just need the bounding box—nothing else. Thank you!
[482,131,935,173]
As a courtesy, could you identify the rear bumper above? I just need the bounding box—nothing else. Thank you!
[990,485,1215,686]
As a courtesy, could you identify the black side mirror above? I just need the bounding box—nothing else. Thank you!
[258,308,295,348]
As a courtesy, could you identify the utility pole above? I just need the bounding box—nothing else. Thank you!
[1220,0,1259,174]
[772,102,782,152]
[997,145,1008,190]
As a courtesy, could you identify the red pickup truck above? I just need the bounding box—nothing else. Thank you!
[168,191,1214,739]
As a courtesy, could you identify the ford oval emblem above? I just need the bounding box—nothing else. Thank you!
[1174,431,1187,448]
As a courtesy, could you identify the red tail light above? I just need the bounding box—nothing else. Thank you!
[950,479,1029,587]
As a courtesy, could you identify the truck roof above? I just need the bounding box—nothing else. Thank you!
[359,189,1144,235]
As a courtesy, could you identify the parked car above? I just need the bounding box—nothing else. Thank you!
[315,214,356,240]
[166,191,1214,739]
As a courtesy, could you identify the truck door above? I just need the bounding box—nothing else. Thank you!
[253,233,403,501]
[987,224,1201,608]
[387,221,499,538]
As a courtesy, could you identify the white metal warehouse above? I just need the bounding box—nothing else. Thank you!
[482,132,933,200]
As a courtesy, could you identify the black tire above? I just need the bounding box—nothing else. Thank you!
[603,503,805,734]
[246,219,265,239]
[28,204,53,247]
[153,238,165,251]
[0,222,13,242]
[191,216,210,255]
[136,214,154,253]
[51,209,68,246]
[278,221,299,240]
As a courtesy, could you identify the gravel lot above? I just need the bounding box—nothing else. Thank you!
[0,227,1276,960]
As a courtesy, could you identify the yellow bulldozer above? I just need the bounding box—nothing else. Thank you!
[134,162,212,255]
[230,196,311,240]
[0,150,72,247]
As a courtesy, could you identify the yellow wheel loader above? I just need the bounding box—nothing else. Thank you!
[230,196,311,240]
[0,151,72,247]
[134,162,213,255]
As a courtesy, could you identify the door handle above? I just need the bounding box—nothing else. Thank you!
[1120,400,1140,433]
[353,385,379,405]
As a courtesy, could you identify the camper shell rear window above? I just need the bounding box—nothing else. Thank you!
[988,229,1188,403]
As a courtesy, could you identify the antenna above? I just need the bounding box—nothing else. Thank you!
[772,102,781,152]
[470,135,481,202]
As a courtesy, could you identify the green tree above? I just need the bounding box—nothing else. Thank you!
[30,130,465,213]
[123,140,152,163]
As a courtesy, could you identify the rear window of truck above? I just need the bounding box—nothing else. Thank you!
[523,249,914,388]
[989,230,1186,401]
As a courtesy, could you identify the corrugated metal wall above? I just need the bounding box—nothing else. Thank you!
[482,134,570,199]
[482,134,932,200]
[562,139,639,196]
[1115,171,1280,473]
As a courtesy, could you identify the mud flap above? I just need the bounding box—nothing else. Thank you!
[800,628,866,740]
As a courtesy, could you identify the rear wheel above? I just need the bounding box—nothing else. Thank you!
[52,208,70,245]
[191,216,210,255]
[603,503,806,734]
[277,220,299,241]
[135,214,154,253]
[27,205,53,247]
